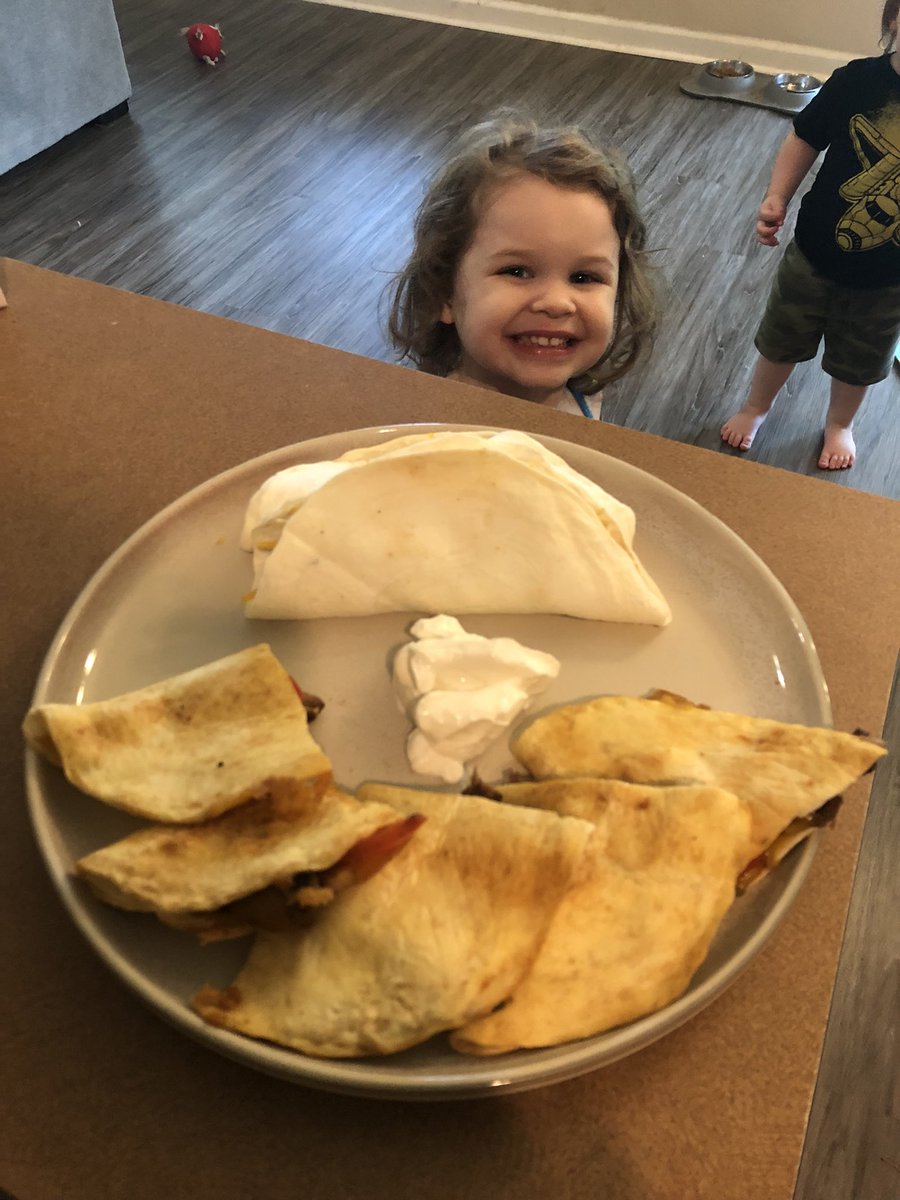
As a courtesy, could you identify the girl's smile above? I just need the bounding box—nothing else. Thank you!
[441,173,620,405]
[508,331,579,353]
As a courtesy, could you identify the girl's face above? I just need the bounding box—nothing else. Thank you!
[441,173,620,405]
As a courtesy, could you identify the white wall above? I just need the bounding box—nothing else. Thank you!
[553,0,881,60]
[308,0,887,78]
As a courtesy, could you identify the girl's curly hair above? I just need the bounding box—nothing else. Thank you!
[387,114,658,393]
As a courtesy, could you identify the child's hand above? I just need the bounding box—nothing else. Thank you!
[756,196,786,246]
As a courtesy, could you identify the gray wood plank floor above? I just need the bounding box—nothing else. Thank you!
[794,656,900,1200]
[1,0,897,499]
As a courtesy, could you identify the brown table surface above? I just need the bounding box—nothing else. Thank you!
[2,257,898,1200]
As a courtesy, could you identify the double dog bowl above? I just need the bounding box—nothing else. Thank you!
[680,60,823,114]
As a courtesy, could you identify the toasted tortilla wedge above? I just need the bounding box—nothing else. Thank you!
[241,430,670,625]
[735,795,843,892]
[451,777,751,1055]
[512,691,886,860]
[193,785,593,1057]
[23,644,331,823]
[76,784,406,916]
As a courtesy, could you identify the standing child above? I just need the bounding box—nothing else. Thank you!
[387,115,657,419]
[721,1,900,469]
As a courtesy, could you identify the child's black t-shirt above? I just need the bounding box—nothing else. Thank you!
[793,53,900,289]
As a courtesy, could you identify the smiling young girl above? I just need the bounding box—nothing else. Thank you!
[387,115,658,418]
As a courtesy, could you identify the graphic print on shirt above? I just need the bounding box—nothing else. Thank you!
[837,101,900,252]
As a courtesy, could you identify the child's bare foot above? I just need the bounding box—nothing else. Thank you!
[720,408,768,451]
[818,423,856,470]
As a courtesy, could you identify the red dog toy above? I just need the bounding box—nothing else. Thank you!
[182,22,225,66]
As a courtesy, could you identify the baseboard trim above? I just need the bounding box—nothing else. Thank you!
[306,0,853,78]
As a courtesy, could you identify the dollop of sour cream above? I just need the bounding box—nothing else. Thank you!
[391,615,560,783]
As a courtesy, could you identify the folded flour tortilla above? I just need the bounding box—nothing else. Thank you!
[193,785,593,1056]
[240,430,670,625]
[450,777,751,1054]
[511,689,886,860]
[23,644,331,823]
[76,784,406,919]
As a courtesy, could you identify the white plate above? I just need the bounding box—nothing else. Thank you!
[25,424,830,1100]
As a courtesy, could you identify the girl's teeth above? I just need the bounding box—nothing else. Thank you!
[520,336,568,346]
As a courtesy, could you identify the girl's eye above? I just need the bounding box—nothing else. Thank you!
[498,265,529,278]
[571,271,604,285]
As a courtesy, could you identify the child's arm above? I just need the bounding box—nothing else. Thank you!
[756,130,820,246]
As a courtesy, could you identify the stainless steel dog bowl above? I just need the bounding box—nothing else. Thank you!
[702,59,757,92]
[771,71,822,93]
[762,71,822,111]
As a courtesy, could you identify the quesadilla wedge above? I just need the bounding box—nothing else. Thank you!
[451,777,751,1055]
[76,785,422,941]
[511,690,886,860]
[735,794,842,892]
[240,430,670,625]
[193,784,593,1056]
[23,645,331,823]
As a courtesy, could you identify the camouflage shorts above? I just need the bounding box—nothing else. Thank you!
[754,240,900,386]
